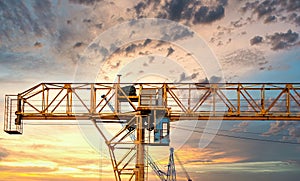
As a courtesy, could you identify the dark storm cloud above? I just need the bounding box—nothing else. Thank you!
[34,42,43,48]
[125,43,138,53]
[166,0,192,21]
[194,5,225,24]
[143,39,152,46]
[166,47,174,57]
[217,0,228,6]
[241,1,259,12]
[254,0,276,18]
[250,36,263,45]
[134,2,147,17]
[73,42,83,48]
[285,0,300,12]
[69,0,102,6]
[133,0,226,24]
[296,16,300,26]
[241,0,278,17]
[264,15,277,23]
[266,29,299,50]
[250,30,299,50]
[241,0,300,25]
[287,13,300,26]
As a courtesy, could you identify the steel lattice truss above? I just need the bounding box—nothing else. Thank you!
[5,83,300,127]
[4,82,300,181]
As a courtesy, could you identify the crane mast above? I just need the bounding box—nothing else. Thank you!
[4,82,300,181]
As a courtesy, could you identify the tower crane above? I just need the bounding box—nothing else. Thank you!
[4,82,300,181]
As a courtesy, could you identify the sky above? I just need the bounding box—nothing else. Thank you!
[0,0,300,180]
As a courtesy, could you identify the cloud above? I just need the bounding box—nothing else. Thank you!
[99,47,109,60]
[148,56,155,63]
[0,147,9,160]
[132,0,226,24]
[284,0,300,12]
[83,18,92,23]
[231,121,249,132]
[73,42,83,48]
[263,121,298,136]
[254,1,276,18]
[230,18,247,28]
[218,0,228,6]
[222,48,266,70]
[177,72,199,82]
[250,30,299,50]
[166,0,192,21]
[264,15,277,23]
[110,60,121,69]
[0,165,57,173]
[286,160,300,166]
[241,1,259,12]
[188,158,213,163]
[166,47,174,57]
[68,0,102,6]
[125,43,137,54]
[34,42,43,48]
[293,14,300,26]
[159,24,194,42]
[240,0,300,26]
[288,126,300,142]
[143,38,152,46]
[0,1,55,42]
[209,75,222,83]
[266,29,299,50]
[134,2,146,17]
[194,5,225,24]
[241,0,277,18]
[250,36,263,45]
